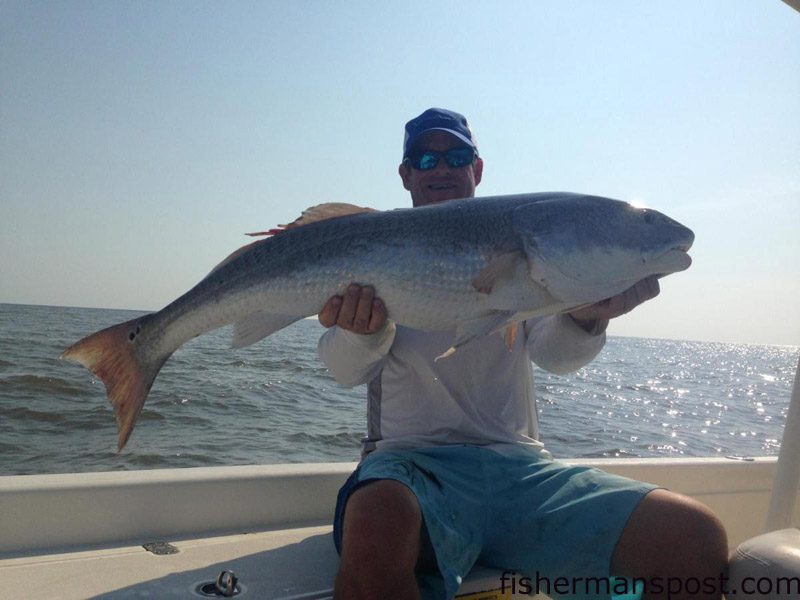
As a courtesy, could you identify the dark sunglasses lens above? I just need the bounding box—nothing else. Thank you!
[415,151,440,170]
[409,147,474,170]
[444,147,475,167]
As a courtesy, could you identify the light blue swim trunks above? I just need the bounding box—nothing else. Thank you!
[333,444,657,600]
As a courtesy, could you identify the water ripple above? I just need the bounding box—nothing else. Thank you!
[0,304,797,474]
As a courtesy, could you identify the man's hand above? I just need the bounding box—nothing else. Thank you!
[318,283,388,334]
[568,276,661,334]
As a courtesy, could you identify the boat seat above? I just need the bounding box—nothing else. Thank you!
[728,528,800,600]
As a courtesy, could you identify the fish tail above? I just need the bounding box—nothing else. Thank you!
[60,316,171,452]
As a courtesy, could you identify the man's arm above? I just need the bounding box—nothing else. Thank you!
[567,276,661,334]
[319,277,661,381]
[527,276,661,374]
[318,284,395,387]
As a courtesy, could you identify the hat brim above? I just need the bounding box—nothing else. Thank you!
[405,128,477,157]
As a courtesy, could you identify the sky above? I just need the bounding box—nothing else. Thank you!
[1,1,798,346]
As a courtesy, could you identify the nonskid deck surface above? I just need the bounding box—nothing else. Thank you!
[1,525,338,600]
[0,525,521,600]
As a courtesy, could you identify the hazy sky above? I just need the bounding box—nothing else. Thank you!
[2,1,798,346]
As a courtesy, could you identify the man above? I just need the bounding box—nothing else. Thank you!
[318,108,727,600]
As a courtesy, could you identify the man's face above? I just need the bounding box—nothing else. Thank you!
[398,131,483,207]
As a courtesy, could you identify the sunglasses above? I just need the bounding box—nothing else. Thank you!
[405,147,477,171]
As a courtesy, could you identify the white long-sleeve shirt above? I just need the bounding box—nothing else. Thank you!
[318,314,605,457]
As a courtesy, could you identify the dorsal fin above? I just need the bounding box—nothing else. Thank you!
[204,203,379,281]
[246,202,378,237]
[204,240,262,280]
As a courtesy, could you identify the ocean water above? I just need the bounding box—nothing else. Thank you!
[0,303,797,476]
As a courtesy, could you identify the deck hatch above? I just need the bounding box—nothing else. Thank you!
[142,541,180,555]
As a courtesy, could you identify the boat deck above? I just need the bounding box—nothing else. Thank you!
[2,523,524,599]
[2,524,337,599]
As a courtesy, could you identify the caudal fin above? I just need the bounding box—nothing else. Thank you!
[60,316,171,452]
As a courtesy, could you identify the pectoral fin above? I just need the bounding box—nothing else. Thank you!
[471,251,524,294]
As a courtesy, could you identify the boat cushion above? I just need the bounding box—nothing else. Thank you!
[728,528,800,599]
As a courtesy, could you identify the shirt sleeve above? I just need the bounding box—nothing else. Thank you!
[524,314,606,375]
[317,322,397,387]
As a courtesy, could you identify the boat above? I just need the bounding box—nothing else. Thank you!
[1,355,798,599]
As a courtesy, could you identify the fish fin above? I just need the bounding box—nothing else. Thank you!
[60,316,171,452]
[434,346,458,362]
[471,251,524,294]
[503,322,519,350]
[208,202,379,281]
[232,312,303,348]
[435,311,516,360]
[205,240,263,279]
[246,203,379,237]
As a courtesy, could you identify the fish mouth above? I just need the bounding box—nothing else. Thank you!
[651,247,692,275]
[652,229,694,274]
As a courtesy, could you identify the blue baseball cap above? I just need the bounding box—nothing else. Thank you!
[403,108,477,158]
